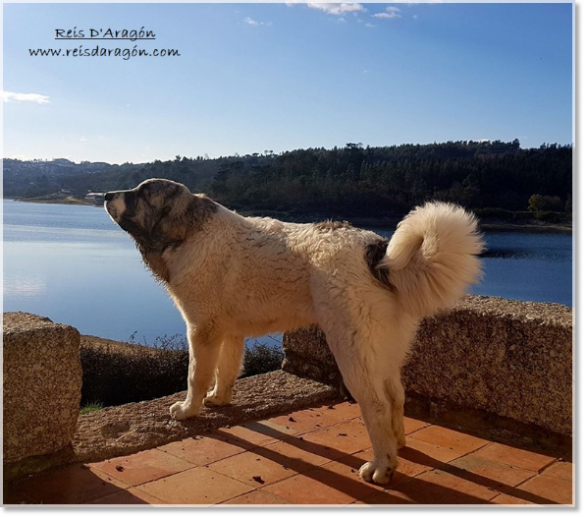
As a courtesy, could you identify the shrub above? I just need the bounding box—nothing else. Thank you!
[242,341,285,378]
[80,337,189,408]
[80,334,284,408]
[534,211,564,223]
[528,194,563,214]
[473,208,565,223]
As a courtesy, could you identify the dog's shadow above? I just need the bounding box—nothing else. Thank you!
[209,422,545,504]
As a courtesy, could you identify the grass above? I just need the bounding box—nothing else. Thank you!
[80,402,104,415]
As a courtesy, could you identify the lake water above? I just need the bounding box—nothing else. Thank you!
[3,199,573,345]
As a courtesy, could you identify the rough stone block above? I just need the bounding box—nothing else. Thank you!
[282,326,343,388]
[3,312,83,464]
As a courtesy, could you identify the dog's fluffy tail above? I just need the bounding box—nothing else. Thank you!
[381,201,485,319]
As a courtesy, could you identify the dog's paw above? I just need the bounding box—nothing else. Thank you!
[169,401,200,421]
[204,393,231,407]
[359,460,395,485]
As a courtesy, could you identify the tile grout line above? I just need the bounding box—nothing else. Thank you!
[204,460,295,493]
[536,457,564,475]
[129,468,258,506]
[290,415,362,438]
[88,454,200,489]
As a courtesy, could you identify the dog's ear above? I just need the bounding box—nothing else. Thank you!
[149,193,217,246]
[184,195,218,231]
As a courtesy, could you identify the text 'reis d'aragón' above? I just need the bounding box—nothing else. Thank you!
[55,27,155,40]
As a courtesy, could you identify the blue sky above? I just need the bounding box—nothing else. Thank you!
[2,1,574,164]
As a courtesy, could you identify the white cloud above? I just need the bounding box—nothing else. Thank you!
[308,3,366,16]
[373,6,401,19]
[244,16,272,26]
[3,91,50,104]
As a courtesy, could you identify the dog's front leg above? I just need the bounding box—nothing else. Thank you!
[204,335,245,407]
[170,324,222,421]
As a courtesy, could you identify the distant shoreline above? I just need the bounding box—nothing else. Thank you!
[478,222,572,234]
[4,197,572,234]
[351,218,572,234]
[6,196,99,207]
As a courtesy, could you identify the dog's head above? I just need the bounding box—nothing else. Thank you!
[105,178,217,281]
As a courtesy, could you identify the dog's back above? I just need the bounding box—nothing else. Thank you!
[176,207,392,336]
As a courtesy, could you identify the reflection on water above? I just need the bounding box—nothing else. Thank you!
[3,200,573,344]
[5,223,125,242]
[480,249,530,259]
[3,276,46,297]
[479,237,570,262]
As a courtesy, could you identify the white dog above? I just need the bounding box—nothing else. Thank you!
[105,178,484,485]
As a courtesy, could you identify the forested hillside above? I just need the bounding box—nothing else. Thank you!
[3,140,572,219]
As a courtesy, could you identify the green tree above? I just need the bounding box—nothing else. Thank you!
[528,194,563,216]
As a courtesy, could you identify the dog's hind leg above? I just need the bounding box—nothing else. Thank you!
[385,368,406,449]
[170,323,222,420]
[204,335,245,407]
[319,319,399,485]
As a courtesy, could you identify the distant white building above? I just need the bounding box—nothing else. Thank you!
[85,192,105,204]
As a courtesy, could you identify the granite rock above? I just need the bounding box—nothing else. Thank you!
[282,295,572,443]
[3,312,83,464]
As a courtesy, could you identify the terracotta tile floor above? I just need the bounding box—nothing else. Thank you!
[3,401,574,506]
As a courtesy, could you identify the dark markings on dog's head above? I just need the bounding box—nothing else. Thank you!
[313,220,352,232]
[365,238,395,292]
[105,178,218,283]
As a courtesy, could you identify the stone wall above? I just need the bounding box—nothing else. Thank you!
[282,295,572,451]
[3,313,83,468]
[2,296,572,480]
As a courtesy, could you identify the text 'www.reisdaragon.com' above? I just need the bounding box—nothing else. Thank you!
[29,46,181,61]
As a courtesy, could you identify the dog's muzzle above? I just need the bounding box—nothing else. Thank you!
[104,191,126,222]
